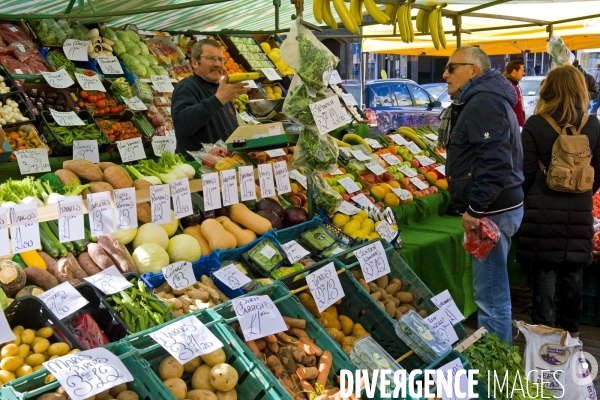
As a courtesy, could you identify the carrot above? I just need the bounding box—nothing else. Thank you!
[256,338,267,351]
[245,340,262,358]
[267,355,286,376]
[300,379,315,394]
[295,340,315,356]
[266,334,278,343]
[289,327,310,339]
[279,378,299,398]
[300,337,323,356]
[268,341,279,353]
[289,345,305,363]
[296,366,319,380]
[277,331,293,343]
[316,350,333,387]
[283,316,307,329]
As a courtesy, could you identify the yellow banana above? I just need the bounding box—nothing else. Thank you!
[437,7,446,48]
[333,137,351,148]
[350,0,362,25]
[342,133,372,152]
[333,0,360,34]
[313,0,324,24]
[363,0,390,24]
[399,128,426,148]
[397,4,408,43]
[323,0,339,30]
[406,2,414,42]
[227,72,261,83]
[358,0,364,25]
[416,9,426,32]
[385,4,398,26]
[428,6,440,50]
[423,1,437,34]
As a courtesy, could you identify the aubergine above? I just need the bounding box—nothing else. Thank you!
[180,204,204,228]
[0,261,26,297]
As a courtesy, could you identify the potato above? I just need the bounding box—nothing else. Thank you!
[0,370,16,384]
[103,166,133,189]
[0,356,23,371]
[216,389,237,400]
[326,328,345,344]
[188,389,218,400]
[21,329,35,344]
[338,315,354,336]
[367,282,378,293]
[116,390,139,400]
[375,275,388,288]
[418,310,429,318]
[25,353,45,367]
[357,279,370,293]
[37,394,67,400]
[36,327,53,339]
[109,383,128,397]
[137,202,152,223]
[90,181,114,195]
[55,169,80,186]
[163,378,187,400]
[15,365,33,378]
[63,159,103,182]
[192,364,215,391]
[391,297,400,307]
[391,278,402,288]
[184,357,202,373]
[158,356,184,380]
[34,338,50,354]
[352,323,369,339]
[1,343,18,358]
[394,292,413,303]
[201,348,226,367]
[48,343,70,357]
[133,179,153,190]
[17,344,30,359]
[209,364,238,392]
[370,291,381,301]
[384,301,396,318]
[96,389,111,400]
[385,283,399,295]
[398,305,411,314]
[98,162,119,171]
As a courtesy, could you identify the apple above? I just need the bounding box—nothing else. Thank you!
[418,167,428,175]
[341,193,350,201]
[367,196,376,203]
[288,194,302,206]
[394,173,404,181]
[430,186,439,194]
[400,177,411,188]
[386,166,395,174]
[296,192,308,205]
[381,172,394,182]
[363,173,376,184]
[414,191,424,199]
[416,174,426,181]
[411,159,420,168]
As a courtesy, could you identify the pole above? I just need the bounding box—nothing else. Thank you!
[274,0,281,31]
[362,52,368,109]
[454,15,462,48]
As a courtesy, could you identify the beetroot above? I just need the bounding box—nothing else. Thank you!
[255,197,284,220]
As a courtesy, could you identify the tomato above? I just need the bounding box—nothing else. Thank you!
[110,107,119,114]
[78,101,85,107]
[93,110,99,115]
[99,92,105,99]
[117,105,124,112]
[98,109,105,115]
[123,135,130,140]
[80,90,89,99]
[97,100,106,109]
[108,135,115,142]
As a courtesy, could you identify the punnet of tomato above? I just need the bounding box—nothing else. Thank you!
[97,118,143,143]
[76,88,124,117]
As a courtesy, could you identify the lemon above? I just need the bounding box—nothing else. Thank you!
[273,93,282,99]
[333,214,348,228]
[357,210,369,219]
[391,225,398,231]
[361,220,374,233]
[351,215,364,224]
[260,42,271,53]
[343,222,360,235]
[374,221,383,228]
[350,230,368,240]
[264,86,274,93]
[268,53,281,63]
[273,86,282,94]
[368,232,381,240]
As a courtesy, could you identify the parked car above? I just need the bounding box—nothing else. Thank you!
[520,76,544,119]
[421,83,451,108]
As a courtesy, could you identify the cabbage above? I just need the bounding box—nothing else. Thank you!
[133,223,169,249]
[144,54,158,67]
[132,243,170,274]
[126,30,141,43]
[150,66,169,76]
[167,234,202,263]
[129,63,148,77]
[100,26,118,42]
[111,227,137,245]
[121,54,138,65]
[137,41,149,55]
[113,40,126,56]
[136,55,150,67]
[160,210,178,237]
[115,30,131,42]
[124,41,141,56]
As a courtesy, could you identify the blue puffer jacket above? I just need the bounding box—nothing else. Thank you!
[446,69,525,217]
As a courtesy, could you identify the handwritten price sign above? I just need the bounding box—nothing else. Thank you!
[232,295,287,341]
[87,191,114,237]
[150,184,171,224]
[50,109,85,126]
[9,203,41,254]
[431,290,466,324]
[73,140,99,164]
[163,261,196,291]
[202,172,221,212]
[57,196,85,242]
[75,73,105,92]
[38,282,89,320]
[258,164,276,198]
[424,310,459,346]
[15,148,51,174]
[152,136,176,157]
[260,68,282,81]
[171,179,193,219]
[307,263,344,313]
[213,264,251,290]
[84,265,133,295]
[151,75,174,93]
[41,70,75,89]
[97,57,124,75]
[273,161,291,194]
[354,241,390,283]
[124,96,148,111]
[0,208,9,257]
[114,188,137,230]
[239,166,257,201]
[117,137,145,163]
[220,169,239,207]
[63,39,90,61]
[309,96,348,135]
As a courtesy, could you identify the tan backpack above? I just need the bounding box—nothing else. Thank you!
[538,113,593,193]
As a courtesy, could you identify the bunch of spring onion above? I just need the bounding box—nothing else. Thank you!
[127,153,195,184]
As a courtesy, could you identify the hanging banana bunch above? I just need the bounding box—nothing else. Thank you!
[416,2,446,50]
[350,0,365,26]
[332,0,360,34]
[416,1,436,34]
[363,0,390,24]
[385,4,399,27]
[315,0,361,33]
[395,1,414,43]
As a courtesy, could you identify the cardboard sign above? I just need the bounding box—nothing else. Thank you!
[258,164,276,198]
[50,109,85,126]
[163,261,196,291]
[150,184,171,224]
[306,262,344,313]
[16,148,51,174]
[309,96,348,135]
[124,96,148,111]
[152,136,176,157]
[431,290,466,324]
[41,70,75,89]
[87,191,114,236]
[63,39,90,61]
[75,73,105,92]
[289,169,307,189]
[341,93,358,106]
[9,203,41,254]
[424,310,460,346]
[0,208,9,256]
[336,200,360,215]
[220,169,239,207]
[354,241,391,283]
[57,196,85,242]
[273,161,291,194]
[38,281,89,320]
[97,56,124,75]
[280,240,310,263]
[171,179,193,219]
[232,295,287,341]
[239,166,257,201]
[261,68,282,81]
[375,221,397,243]
[73,140,99,164]
[0,309,16,345]
[202,172,221,212]
[351,193,373,209]
[329,70,342,84]
[213,264,252,290]
[84,265,133,295]
[151,75,174,92]
[337,177,360,194]
[114,188,137,230]
[117,137,146,163]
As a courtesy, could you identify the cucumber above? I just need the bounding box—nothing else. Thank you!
[40,222,68,257]
[72,237,89,253]
[85,227,97,243]
[47,220,74,253]
[12,254,27,269]
[39,228,59,258]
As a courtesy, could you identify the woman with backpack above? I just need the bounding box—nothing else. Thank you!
[517,64,600,337]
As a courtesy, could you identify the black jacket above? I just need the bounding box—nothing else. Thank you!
[517,112,600,265]
[583,71,599,101]
[172,74,238,158]
[446,69,524,218]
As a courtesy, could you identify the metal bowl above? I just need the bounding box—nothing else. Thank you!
[246,99,284,117]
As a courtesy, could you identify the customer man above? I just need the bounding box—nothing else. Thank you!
[503,60,526,127]
[534,62,541,76]
[441,47,524,343]
[573,59,599,105]
[172,38,249,157]
[590,61,600,115]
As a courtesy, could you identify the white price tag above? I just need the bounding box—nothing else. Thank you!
[406,141,422,155]
[389,134,408,145]
[150,184,171,224]
[57,196,85,242]
[16,44,25,52]
[171,179,193,219]
[365,138,382,149]
[392,187,412,201]
[75,73,105,92]
[336,200,360,215]
[150,316,224,364]
[213,264,252,290]
[424,310,460,345]
[435,165,446,177]
[220,169,239,207]
[431,289,466,323]
[63,39,90,61]
[351,193,372,209]
[114,188,137,230]
[239,166,257,201]
[50,109,85,126]
[9,203,41,254]
[232,295,287,341]
[410,177,428,190]
[151,75,174,92]
[87,191,114,237]
[425,133,438,141]
[399,165,417,177]
[124,96,148,111]
[337,177,360,194]
[309,96,348,135]
[415,156,434,167]
[329,70,342,84]
[435,358,471,400]
[307,262,345,313]
[43,348,133,400]
[97,56,124,75]
[165,129,175,137]
[261,244,277,260]
[289,169,307,189]
[117,137,146,163]
[268,125,281,136]
[261,68,282,81]
[274,161,291,194]
[351,150,371,162]
[15,148,51,174]
[365,160,387,176]
[258,164,276,198]
[152,136,176,157]
[280,240,310,263]
[0,309,16,345]
[375,221,397,243]
[38,282,89,320]
[14,68,23,74]
[202,172,221,212]
[0,208,9,257]
[73,140,99,164]
[84,265,133,295]
[265,148,286,157]
[240,112,259,125]
[341,92,357,106]
[381,153,401,166]
[163,261,196,291]
[354,241,391,283]
[440,152,447,159]
[41,70,75,89]
[242,80,258,88]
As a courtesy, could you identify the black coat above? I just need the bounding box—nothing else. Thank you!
[517,112,600,265]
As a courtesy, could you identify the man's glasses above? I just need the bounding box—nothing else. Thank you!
[445,62,474,73]
[200,55,226,63]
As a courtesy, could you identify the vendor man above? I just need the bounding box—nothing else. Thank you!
[172,38,249,157]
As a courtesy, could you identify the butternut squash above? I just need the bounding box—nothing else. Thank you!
[183,225,212,255]
[229,203,272,235]
[222,220,256,247]
[215,216,231,224]
[200,219,236,252]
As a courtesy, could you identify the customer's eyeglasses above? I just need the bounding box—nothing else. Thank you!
[445,62,474,73]
[200,55,226,63]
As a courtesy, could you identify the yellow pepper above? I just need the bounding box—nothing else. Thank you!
[19,250,47,271]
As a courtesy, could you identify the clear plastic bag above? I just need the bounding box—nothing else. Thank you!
[463,217,501,259]
[283,74,333,124]
[547,35,575,70]
[311,173,342,216]
[132,79,153,103]
[293,125,339,173]
[9,41,38,62]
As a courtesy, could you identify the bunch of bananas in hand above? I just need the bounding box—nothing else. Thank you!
[416,1,447,50]
[314,0,394,34]
[232,94,249,113]
[384,1,414,43]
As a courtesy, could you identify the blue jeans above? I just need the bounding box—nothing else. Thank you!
[472,206,523,344]
[590,96,600,115]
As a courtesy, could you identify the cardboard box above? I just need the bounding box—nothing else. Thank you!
[1,124,49,160]
[18,83,79,116]
[226,122,285,143]
[0,128,14,162]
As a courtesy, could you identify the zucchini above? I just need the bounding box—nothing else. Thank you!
[39,228,59,258]
[12,254,27,269]
[40,222,68,257]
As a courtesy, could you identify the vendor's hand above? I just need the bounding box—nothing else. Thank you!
[461,212,480,231]
[215,75,250,105]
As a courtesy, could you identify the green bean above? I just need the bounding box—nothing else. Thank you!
[111,295,123,305]
[152,312,164,325]
[138,311,148,331]
[138,279,147,293]
[130,287,138,302]
[123,301,139,316]
[121,291,134,304]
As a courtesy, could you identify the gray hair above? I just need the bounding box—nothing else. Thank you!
[191,38,222,60]
[454,47,491,75]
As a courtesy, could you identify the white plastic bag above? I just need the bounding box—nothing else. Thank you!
[547,35,575,70]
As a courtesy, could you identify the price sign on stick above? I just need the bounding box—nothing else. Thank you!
[151,75,174,92]
[392,187,412,201]
[265,148,286,157]
[365,160,387,176]
[0,308,16,345]
[375,221,397,243]
[239,166,257,201]
[0,208,10,257]
[307,263,345,313]
[213,264,252,290]
[398,165,417,177]
[424,310,459,345]
[337,177,360,194]
[114,188,137,230]
[232,295,287,341]
[171,179,193,219]
[163,261,196,291]
[50,109,85,126]
[117,137,145,163]
[16,148,50,174]
[389,134,408,146]
[57,196,85,242]
[351,150,371,162]
[351,193,373,209]
[42,347,133,400]
[415,156,434,167]
[405,141,422,155]
[63,39,89,61]
[73,140,99,163]
[431,290,466,324]
[410,177,428,190]
[336,201,360,216]
[41,70,75,89]
[289,169,307,189]
[329,70,342,84]
[341,92,358,106]
[150,184,171,224]
[309,96,348,135]
[84,265,133,295]
[97,56,124,75]
[87,191,114,236]
[261,68,282,81]
[220,169,239,207]
[150,316,224,364]
[38,282,89,320]
[435,165,446,177]
[9,203,41,254]
[75,73,105,92]
[381,153,401,166]
[202,172,221,211]
[258,164,276,198]
[354,241,391,283]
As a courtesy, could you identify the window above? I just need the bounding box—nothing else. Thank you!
[391,85,412,106]
[412,86,431,106]
[372,86,394,107]
[438,90,451,103]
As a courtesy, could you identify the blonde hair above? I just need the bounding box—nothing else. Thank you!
[535,64,589,125]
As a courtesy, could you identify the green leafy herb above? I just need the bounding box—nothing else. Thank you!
[297,30,337,93]
[293,127,339,173]
[46,51,76,80]
[284,84,327,124]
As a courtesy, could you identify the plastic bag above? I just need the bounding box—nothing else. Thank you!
[0,56,31,74]
[9,41,38,62]
[203,140,229,157]
[132,79,153,103]
[0,24,29,45]
[68,312,111,349]
[144,104,166,127]
[280,18,338,94]
[26,56,49,74]
[311,173,342,216]
[70,22,89,41]
[547,35,575,70]
[283,75,333,124]
[293,125,339,173]
[463,217,501,259]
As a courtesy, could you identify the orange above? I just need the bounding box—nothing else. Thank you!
[388,181,400,189]
[387,145,397,155]
[436,179,449,190]
[379,183,392,194]
[370,186,385,199]
[383,192,400,207]
[425,172,438,182]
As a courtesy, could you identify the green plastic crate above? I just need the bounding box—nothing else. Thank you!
[0,342,172,400]
[123,308,291,400]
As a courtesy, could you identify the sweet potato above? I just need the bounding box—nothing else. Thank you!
[103,166,133,189]
[24,267,58,290]
[137,202,152,223]
[55,258,81,285]
[133,179,153,191]
[90,182,114,195]
[98,235,137,273]
[65,252,88,280]
[98,162,118,171]
[39,252,58,277]
[78,252,101,276]
[87,243,114,270]
[54,169,80,186]
[63,159,103,182]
